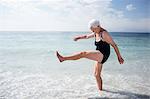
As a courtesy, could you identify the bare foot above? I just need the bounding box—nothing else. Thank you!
[98,90,102,95]
[56,51,65,62]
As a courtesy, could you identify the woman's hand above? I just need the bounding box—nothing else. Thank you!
[73,36,80,41]
[118,56,124,64]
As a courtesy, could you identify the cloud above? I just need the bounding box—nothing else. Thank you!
[126,4,136,11]
[0,0,115,31]
[0,0,149,32]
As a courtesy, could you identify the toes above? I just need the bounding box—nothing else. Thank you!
[56,51,59,57]
[56,51,63,62]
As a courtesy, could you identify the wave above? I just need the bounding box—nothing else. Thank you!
[0,70,149,99]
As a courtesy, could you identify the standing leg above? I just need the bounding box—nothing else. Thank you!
[94,62,103,94]
[56,50,103,63]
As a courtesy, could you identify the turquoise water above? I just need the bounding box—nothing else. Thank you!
[0,31,150,98]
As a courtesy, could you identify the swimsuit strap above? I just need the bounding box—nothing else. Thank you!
[101,31,105,41]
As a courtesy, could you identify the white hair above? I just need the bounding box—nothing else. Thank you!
[88,19,100,29]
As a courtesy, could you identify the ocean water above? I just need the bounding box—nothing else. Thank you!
[0,31,150,99]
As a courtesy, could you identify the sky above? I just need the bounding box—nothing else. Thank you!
[0,0,150,32]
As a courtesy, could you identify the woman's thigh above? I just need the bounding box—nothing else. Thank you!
[84,50,103,63]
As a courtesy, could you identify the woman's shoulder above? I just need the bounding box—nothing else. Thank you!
[101,28,108,37]
[101,30,112,42]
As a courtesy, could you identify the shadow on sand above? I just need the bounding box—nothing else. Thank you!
[88,89,150,99]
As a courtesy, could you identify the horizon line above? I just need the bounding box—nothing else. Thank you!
[0,30,149,33]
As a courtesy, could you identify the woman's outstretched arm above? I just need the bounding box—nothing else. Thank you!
[103,31,124,64]
[74,32,94,41]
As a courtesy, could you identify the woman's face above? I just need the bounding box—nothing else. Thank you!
[90,26,100,33]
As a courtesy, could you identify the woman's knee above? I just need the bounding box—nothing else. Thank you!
[94,72,101,78]
[79,51,88,57]
[94,62,102,78]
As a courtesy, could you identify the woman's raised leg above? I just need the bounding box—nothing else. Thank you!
[56,50,103,63]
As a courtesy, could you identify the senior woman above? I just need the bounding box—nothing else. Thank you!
[56,19,124,94]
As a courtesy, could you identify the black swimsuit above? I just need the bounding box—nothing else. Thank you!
[95,32,110,64]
